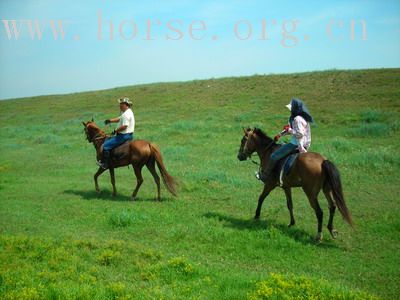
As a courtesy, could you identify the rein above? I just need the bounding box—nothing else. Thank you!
[93,133,106,141]
[250,155,260,166]
[247,140,275,165]
[85,127,107,144]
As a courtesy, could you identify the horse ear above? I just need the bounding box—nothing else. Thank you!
[91,117,94,122]
[82,121,86,127]
[242,127,246,134]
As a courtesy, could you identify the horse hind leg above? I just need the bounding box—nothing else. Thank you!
[146,158,161,201]
[323,185,338,239]
[131,165,144,200]
[284,187,295,227]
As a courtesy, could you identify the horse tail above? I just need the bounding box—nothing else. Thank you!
[322,160,354,227]
[149,143,178,197]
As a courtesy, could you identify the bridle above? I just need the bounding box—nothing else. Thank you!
[84,124,106,143]
[242,132,275,165]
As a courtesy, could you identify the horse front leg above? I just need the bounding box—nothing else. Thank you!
[109,168,117,197]
[254,182,275,220]
[94,167,106,193]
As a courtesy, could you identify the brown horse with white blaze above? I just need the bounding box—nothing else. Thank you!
[237,127,353,241]
[82,120,177,201]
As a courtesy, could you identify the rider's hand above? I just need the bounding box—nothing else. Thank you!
[104,119,111,125]
[111,130,117,135]
[299,146,307,153]
[283,124,290,131]
[274,134,281,142]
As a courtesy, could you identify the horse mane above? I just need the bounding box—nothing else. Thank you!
[87,121,106,138]
[253,128,274,146]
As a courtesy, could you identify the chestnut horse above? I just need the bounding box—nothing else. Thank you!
[82,120,177,200]
[237,128,353,241]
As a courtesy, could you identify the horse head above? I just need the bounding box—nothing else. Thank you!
[237,127,275,161]
[237,127,256,161]
[82,120,104,143]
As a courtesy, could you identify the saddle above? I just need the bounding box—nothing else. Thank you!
[110,141,131,160]
[274,149,300,186]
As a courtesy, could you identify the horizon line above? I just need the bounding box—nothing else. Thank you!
[1,66,398,102]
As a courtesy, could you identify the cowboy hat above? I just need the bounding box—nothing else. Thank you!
[117,97,133,106]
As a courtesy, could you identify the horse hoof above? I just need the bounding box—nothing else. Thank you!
[329,229,338,239]
[131,196,137,201]
[254,215,260,221]
[315,232,323,242]
[288,222,295,227]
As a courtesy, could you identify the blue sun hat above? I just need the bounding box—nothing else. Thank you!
[287,98,314,124]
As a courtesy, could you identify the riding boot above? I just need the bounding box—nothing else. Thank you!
[257,160,277,183]
[97,150,110,170]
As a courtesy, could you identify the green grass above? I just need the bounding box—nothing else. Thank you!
[1,68,400,299]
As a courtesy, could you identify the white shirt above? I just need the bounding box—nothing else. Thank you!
[117,108,135,134]
[288,116,311,152]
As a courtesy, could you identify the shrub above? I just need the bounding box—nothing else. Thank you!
[346,122,390,137]
[248,273,380,300]
[360,109,384,123]
[106,282,126,299]
[97,249,121,266]
[3,287,42,300]
[108,210,134,228]
[167,256,194,276]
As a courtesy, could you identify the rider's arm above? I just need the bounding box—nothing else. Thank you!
[109,117,120,123]
[115,125,128,133]
[280,124,290,136]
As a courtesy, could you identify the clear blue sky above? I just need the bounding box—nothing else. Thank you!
[0,0,399,99]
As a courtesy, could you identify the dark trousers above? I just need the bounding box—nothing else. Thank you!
[270,143,298,163]
[262,143,298,180]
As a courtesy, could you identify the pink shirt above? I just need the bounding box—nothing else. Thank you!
[287,116,311,153]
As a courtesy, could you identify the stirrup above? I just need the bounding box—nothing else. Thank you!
[96,160,108,170]
[255,171,267,182]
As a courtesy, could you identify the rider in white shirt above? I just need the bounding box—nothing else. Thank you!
[97,97,135,169]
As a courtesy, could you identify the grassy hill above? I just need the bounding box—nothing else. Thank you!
[0,68,399,299]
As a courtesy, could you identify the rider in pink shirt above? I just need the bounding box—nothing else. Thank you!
[257,98,314,182]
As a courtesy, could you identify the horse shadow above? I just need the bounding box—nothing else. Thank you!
[203,212,339,248]
[63,189,168,202]
[63,189,131,201]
